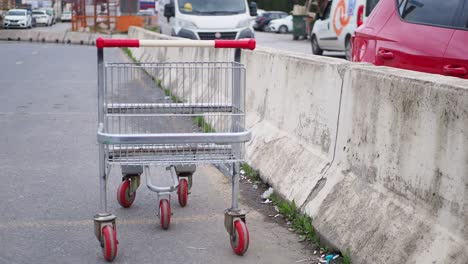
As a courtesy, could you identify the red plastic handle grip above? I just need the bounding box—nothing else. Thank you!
[96,38,140,48]
[215,39,256,50]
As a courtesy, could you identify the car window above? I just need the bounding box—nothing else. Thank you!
[8,10,26,16]
[366,0,380,16]
[322,1,332,19]
[397,0,462,28]
[463,0,468,28]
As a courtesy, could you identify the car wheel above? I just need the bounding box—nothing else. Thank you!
[345,36,352,61]
[311,35,323,55]
[278,25,288,34]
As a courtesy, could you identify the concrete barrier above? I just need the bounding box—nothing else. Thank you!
[0,29,39,42]
[36,31,66,43]
[128,26,468,263]
[309,66,468,264]
[63,31,93,45]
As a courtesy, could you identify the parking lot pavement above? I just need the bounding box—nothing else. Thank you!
[254,31,346,59]
[0,41,314,263]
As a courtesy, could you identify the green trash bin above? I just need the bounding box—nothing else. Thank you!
[292,15,307,40]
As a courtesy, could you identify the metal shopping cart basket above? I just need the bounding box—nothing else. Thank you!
[92,37,256,261]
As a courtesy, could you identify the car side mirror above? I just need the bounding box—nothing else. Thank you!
[164,3,175,22]
[249,2,258,17]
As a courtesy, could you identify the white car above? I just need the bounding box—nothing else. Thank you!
[32,10,52,26]
[3,9,32,29]
[60,11,72,22]
[266,15,293,33]
[311,0,380,60]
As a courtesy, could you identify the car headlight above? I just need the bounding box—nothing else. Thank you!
[178,19,197,29]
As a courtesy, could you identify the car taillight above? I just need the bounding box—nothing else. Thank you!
[357,5,364,27]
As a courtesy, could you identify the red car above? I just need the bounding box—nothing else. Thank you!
[352,0,468,79]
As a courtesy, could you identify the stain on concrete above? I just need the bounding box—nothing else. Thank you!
[321,130,331,153]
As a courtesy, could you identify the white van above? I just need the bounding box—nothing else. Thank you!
[158,0,258,40]
[311,0,380,60]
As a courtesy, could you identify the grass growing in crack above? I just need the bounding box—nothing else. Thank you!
[270,193,319,244]
[242,162,352,263]
[145,26,160,33]
[121,48,140,65]
[192,116,215,133]
[163,88,183,103]
[241,163,261,182]
[340,249,352,264]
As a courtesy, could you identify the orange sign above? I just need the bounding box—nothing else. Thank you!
[333,0,351,36]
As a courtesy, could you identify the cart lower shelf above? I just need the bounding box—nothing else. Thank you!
[107,144,243,165]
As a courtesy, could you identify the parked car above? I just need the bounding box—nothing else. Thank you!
[311,0,380,60]
[3,9,32,29]
[44,8,56,24]
[250,8,265,27]
[32,9,52,26]
[253,11,288,31]
[60,11,72,22]
[266,15,293,33]
[352,0,468,79]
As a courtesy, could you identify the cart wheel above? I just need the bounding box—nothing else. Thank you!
[160,199,171,229]
[230,219,249,256]
[102,225,118,262]
[177,179,188,207]
[117,179,135,208]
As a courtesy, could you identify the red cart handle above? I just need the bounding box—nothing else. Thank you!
[96,37,256,50]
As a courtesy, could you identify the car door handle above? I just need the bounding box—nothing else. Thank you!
[378,50,394,60]
[443,65,467,76]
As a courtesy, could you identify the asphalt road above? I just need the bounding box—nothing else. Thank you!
[0,42,313,263]
[254,31,346,59]
[31,22,71,32]
[11,22,344,59]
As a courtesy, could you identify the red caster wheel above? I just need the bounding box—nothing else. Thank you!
[117,179,135,208]
[160,199,171,229]
[230,219,249,256]
[177,179,188,207]
[102,225,118,262]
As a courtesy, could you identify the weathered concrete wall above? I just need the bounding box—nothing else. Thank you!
[127,27,468,263]
[309,66,468,264]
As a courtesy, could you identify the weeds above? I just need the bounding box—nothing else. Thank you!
[340,249,352,264]
[270,193,320,244]
[192,116,215,133]
[242,163,353,262]
[121,48,140,65]
[145,26,160,32]
[241,163,261,182]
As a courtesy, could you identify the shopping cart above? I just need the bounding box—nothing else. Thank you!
[93,37,256,261]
